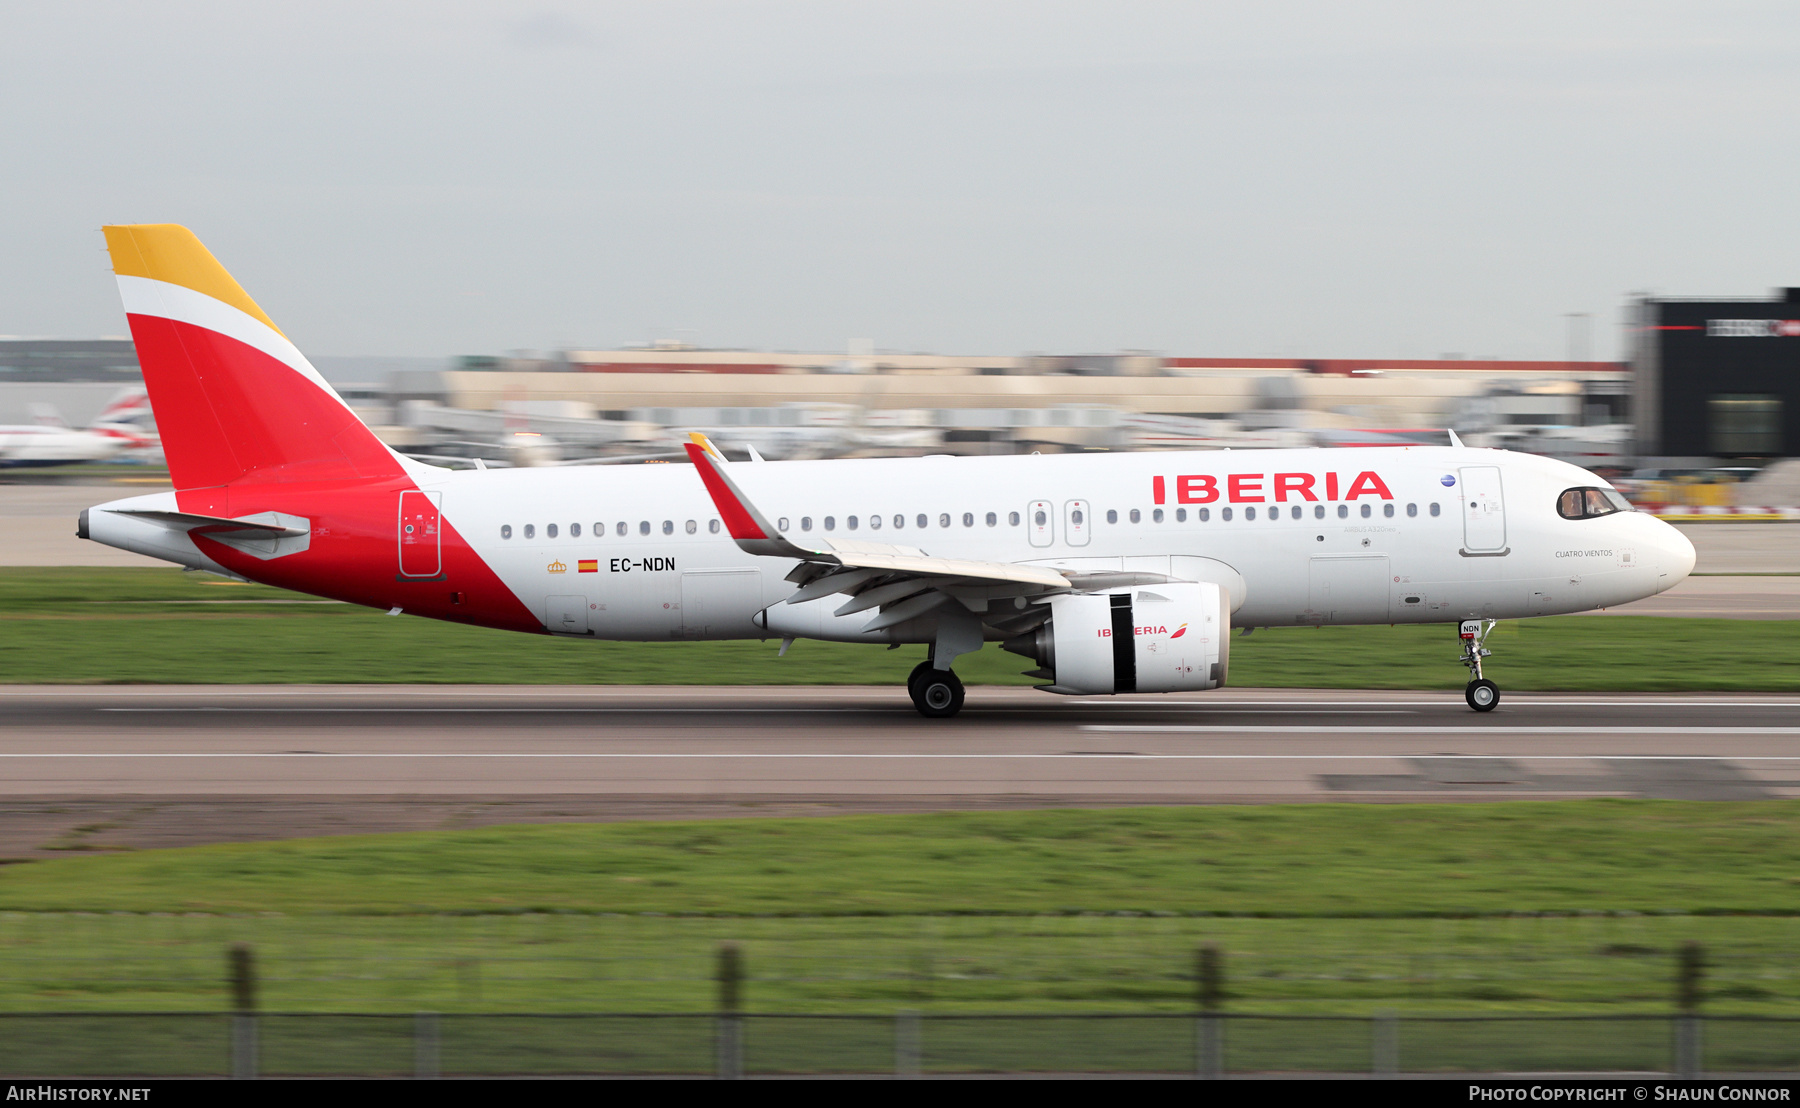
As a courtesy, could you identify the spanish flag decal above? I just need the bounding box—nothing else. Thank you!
[578,559,598,573]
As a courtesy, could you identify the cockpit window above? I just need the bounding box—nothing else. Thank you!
[1558,486,1633,520]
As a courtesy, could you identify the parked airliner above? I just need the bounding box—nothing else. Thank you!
[79,226,1695,716]
[1,387,155,468]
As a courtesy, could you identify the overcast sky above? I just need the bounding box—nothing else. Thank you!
[2,2,1797,360]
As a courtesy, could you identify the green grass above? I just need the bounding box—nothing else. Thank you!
[1,803,1799,1016]
[1,567,1797,688]
[5,801,1796,918]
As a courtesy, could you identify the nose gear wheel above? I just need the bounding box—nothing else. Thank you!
[1457,619,1500,713]
[1465,678,1499,712]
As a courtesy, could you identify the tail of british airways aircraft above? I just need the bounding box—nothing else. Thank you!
[101,224,407,490]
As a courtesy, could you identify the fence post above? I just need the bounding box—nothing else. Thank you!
[1372,1010,1398,1077]
[716,943,743,1080]
[895,1010,921,1078]
[415,1012,441,1079]
[228,943,257,1080]
[1674,941,1704,1079]
[1195,944,1224,1080]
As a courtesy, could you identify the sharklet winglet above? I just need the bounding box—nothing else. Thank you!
[683,442,817,559]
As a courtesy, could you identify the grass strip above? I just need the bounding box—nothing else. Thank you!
[1,567,1797,688]
[2,801,1797,917]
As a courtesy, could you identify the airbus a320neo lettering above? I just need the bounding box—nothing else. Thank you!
[81,225,1696,716]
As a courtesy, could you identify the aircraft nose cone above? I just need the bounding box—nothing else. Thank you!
[1653,520,1696,593]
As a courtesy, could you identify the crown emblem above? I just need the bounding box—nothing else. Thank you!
[547,560,567,574]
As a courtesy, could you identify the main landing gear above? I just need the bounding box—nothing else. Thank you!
[908,660,965,719]
[1459,619,1500,712]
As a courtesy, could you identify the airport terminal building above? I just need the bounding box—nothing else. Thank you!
[1634,289,1800,460]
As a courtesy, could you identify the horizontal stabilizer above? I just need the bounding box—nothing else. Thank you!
[106,508,309,538]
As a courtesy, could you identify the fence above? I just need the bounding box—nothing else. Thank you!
[1,1011,1798,1077]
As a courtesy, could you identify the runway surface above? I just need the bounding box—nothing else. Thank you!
[1,685,1795,856]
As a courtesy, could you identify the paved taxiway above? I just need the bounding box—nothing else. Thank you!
[1,685,1795,854]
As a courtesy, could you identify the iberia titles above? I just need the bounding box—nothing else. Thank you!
[1152,471,1394,505]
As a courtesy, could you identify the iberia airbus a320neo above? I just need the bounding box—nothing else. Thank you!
[80,225,1697,716]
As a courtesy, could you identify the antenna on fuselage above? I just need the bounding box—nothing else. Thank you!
[1446,429,1465,449]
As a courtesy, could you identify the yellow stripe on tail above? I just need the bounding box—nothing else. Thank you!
[102,224,285,337]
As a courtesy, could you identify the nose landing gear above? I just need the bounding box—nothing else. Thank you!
[907,660,965,718]
[1458,619,1499,712]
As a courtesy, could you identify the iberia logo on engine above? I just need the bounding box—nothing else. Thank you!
[1152,471,1393,504]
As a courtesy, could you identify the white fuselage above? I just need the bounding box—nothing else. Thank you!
[417,445,1694,641]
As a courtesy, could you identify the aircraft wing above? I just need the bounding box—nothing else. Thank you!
[683,433,1073,633]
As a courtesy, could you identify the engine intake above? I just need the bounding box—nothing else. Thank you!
[1004,582,1229,695]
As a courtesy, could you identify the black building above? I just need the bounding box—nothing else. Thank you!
[1634,289,1800,458]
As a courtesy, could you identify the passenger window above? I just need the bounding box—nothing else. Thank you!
[1129,508,1141,523]
[894,515,905,529]
[710,520,721,534]
[1152,508,1164,523]
[1429,503,1440,517]
[1313,505,1324,519]
[501,525,512,539]
[1406,503,1417,518]
[638,521,650,535]
[917,514,928,529]
[662,520,674,535]
[778,517,789,532]
[1009,511,1021,526]
[1290,505,1301,520]
[1106,509,1118,524]
[939,513,951,528]
[547,523,558,538]
[1198,507,1210,522]
[1360,504,1372,518]
[685,520,697,534]
[846,516,858,531]
[985,512,997,526]
[1337,504,1348,519]
[524,524,536,539]
[1175,508,1186,522]
[616,522,627,537]
[824,516,836,531]
[963,512,974,527]
[869,515,881,530]
[801,517,813,531]
[1034,509,1047,526]
[1222,507,1233,521]
[1245,507,1257,521]
[571,523,581,538]
[1383,503,1395,518]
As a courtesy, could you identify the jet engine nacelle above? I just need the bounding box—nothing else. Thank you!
[1005,582,1229,695]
